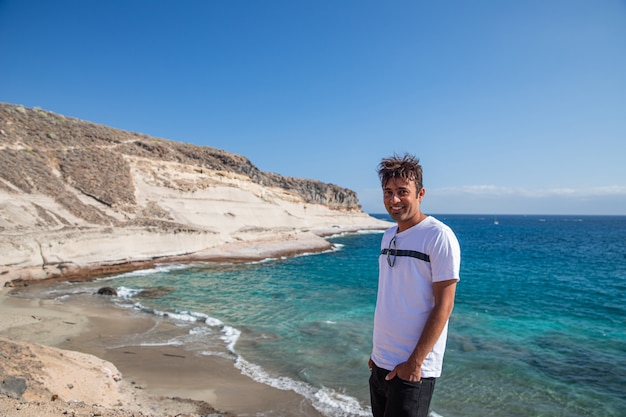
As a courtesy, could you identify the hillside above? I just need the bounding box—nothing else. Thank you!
[0,103,389,284]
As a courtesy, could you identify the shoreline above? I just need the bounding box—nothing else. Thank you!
[2,224,390,288]
[0,286,326,417]
[0,231,382,417]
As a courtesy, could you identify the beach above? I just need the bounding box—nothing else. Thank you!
[0,234,344,417]
[1,279,326,417]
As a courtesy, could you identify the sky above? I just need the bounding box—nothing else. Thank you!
[1,0,625,215]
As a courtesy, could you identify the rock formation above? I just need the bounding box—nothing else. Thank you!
[0,103,388,284]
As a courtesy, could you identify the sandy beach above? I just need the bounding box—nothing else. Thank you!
[0,278,327,417]
[0,234,363,417]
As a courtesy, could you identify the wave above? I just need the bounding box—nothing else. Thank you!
[232,355,371,417]
[326,229,386,239]
[114,285,372,417]
[107,263,191,279]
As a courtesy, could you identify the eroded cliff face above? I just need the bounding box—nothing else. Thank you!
[0,103,388,283]
[0,103,359,222]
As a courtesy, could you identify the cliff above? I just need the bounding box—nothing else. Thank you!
[0,103,389,284]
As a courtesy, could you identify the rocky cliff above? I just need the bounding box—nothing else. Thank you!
[0,103,388,284]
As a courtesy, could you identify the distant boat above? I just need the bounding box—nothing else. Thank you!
[493,217,499,225]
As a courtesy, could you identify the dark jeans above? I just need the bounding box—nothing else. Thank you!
[369,362,436,417]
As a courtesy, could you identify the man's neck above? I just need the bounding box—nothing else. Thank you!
[397,213,428,232]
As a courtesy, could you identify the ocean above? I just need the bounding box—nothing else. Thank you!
[18,214,626,417]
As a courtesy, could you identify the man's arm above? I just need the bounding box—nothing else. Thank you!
[385,279,457,382]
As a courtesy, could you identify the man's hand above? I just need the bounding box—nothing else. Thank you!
[385,360,422,382]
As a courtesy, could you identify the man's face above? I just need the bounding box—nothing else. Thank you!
[383,177,425,229]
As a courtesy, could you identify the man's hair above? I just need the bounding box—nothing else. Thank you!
[378,153,423,191]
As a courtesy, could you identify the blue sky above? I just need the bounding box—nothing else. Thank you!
[1,1,625,215]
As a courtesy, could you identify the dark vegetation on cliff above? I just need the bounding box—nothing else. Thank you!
[0,103,361,229]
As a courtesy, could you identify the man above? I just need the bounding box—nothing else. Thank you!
[369,153,460,417]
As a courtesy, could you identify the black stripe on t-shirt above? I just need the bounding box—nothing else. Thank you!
[380,248,430,263]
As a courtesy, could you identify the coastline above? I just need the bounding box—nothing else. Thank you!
[1,219,390,287]
[0,286,325,417]
[0,102,393,416]
[0,230,385,417]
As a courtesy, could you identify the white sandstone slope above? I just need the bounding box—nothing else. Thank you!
[0,103,390,285]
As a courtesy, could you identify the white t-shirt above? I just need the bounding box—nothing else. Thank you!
[371,216,461,378]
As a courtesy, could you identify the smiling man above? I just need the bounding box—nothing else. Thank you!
[369,153,461,417]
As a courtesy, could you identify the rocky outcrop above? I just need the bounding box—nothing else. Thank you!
[0,103,389,284]
[0,103,359,215]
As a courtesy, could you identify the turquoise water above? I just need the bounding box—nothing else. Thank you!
[27,215,626,416]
